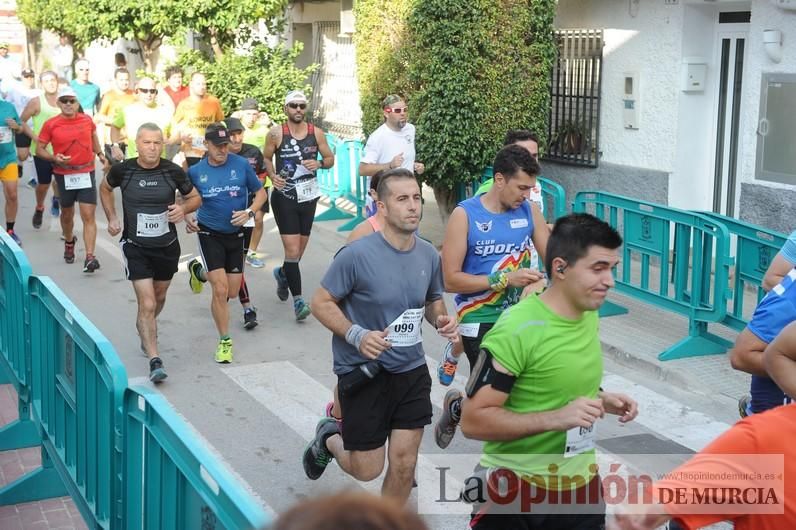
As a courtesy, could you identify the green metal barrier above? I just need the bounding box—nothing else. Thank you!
[124,386,270,530]
[574,192,733,361]
[338,140,367,232]
[315,133,354,223]
[0,232,40,452]
[698,211,787,331]
[3,276,127,527]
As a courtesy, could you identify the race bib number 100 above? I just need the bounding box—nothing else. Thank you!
[136,211,169,238]
[386,308,424,347]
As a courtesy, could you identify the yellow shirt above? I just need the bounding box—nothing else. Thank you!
[172,95,224,157]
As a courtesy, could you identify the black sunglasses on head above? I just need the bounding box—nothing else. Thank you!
[287,103,307,110]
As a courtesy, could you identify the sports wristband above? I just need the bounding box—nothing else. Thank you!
[488,271,508,292]
[345,324,369,351]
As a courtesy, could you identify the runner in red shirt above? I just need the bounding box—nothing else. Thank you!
[34,86,108,271]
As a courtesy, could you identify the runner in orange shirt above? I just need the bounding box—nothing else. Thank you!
[170,72,224,168]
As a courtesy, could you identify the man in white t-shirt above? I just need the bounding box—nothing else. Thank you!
[358,94,425,216]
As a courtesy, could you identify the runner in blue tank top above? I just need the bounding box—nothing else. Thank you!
[731,267,796,415]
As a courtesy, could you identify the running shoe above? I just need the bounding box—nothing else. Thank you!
[149,357,168,384]
[302,417,339,480]
[188,258,204,294]
[738,394,751,418]
[273,266,289,301]
[64,238,76,264]
[32,208,43,229]
[26,178,37,189]
[437,341,457,386]
[50,197,60,217]
[246,253,265,268]
[7,230,22,247]
[435,389,463,449]
[243,307,258,330]
[83,254,100,273]
[294,298,311,321]
[214,338,233,363]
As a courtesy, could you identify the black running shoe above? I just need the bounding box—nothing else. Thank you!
[32,208,43,229]
[302,418,339,480]
[243,308,258,330]
[149,357,168,384]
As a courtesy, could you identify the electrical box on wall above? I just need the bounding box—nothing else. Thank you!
[770,0,796,11]
[623,73,639,129]
[681,58,707,92]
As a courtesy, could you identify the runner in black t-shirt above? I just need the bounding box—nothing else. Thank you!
[99,122,201,383]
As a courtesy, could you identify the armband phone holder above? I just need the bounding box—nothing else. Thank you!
[465,348,517,398]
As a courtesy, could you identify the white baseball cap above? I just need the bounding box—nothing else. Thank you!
[285,90,308,105]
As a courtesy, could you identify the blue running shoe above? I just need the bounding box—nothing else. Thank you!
[294,298,311,321]
[50,197,60,217]
[437,341,457,386]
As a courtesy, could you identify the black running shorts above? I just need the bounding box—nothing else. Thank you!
[122,239,180,281]
[54,171,97,207]
[15,132,31,148]
[197,225,245,274]
[271,190,317,236]
[33,156,54,185]
[462,322,495,368]
[337,364,432,451]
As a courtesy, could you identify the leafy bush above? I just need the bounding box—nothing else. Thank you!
[355,0,556,216]
[175,43,317,118]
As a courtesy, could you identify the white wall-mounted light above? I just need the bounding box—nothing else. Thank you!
[763,29,783,63]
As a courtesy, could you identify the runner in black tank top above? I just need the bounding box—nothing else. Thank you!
[263,90,335,321]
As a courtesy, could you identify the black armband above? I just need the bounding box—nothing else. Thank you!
[465,348,517,398]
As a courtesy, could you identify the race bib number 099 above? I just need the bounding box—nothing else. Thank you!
[386,308,424,347]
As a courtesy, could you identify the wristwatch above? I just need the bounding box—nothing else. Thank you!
[245,208,254,219]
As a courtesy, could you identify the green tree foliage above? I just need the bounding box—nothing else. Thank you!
[17,0,287,71]
[175,43,317,118]
[355,0,556,217]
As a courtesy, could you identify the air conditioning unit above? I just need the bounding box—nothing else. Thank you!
[341,0,355,34]
[771,0,796,11]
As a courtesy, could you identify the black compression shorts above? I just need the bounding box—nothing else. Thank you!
[271,190,317,236]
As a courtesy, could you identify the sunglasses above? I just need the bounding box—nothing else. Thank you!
[137,88,158,94]
[386,107,408,114]
[287,103,307,110]
[59,98,77,104]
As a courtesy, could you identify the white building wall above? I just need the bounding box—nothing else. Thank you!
[738,0,796,190]
[555,0,684,174]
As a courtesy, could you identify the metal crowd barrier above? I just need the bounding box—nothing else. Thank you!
[314,133,354,223]
[124,387,269,530]
[699,211,786,332]
[0,232,39,452]
[574,192,734,361]
[0,268,270,527]
[337,140,367,232]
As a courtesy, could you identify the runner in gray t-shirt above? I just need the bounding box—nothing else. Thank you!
[304,169,459,501]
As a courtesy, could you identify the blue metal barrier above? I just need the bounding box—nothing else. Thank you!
[0,231,40,451]
[124,386,270,530]
[13,276,128,528]
[315,134,354,223]
[338,140,367,232]
[698,211,786,331]
[575,192,733,361]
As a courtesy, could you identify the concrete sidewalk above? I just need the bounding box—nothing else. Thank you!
[0,385,86,530]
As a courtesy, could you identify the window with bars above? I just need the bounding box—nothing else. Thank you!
[545,29,603,167]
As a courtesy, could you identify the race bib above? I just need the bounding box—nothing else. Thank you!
[64,172,92,190]
[191,136,207,150]
[295,178,320,203]
[0,126,12,144]
[458,323,480,338]
[136,211,169,238]
[564,423,596,458]
[386,308,424,347]
[243,216,255,228]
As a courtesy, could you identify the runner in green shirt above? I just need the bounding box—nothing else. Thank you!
[460,212,638,530]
